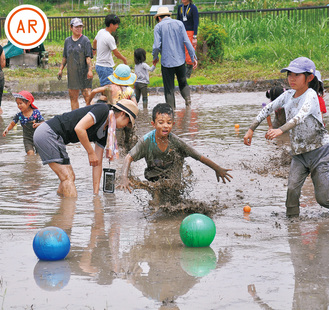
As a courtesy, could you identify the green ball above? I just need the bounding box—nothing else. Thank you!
[179,213,216,247]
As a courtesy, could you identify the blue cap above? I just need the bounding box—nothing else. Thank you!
[315,70,322,83]
[280,57,316,75]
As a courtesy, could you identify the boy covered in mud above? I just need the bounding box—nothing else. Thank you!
[118,103,232,195]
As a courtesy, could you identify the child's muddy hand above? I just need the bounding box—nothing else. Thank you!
[244,129,254,146]
[265,128,283,140]
[117,178,132,193]
[216,168,233,184]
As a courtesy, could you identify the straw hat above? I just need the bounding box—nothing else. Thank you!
[108,64,137,86]
[113,99,138,127]
[154,7,172,19]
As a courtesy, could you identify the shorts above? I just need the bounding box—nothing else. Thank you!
[96,65,113,86]
[33,122,70,165]
[22,122,36,153]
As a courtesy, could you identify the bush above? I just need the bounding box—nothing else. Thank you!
[116,16,154,52]
[197,20,227,64]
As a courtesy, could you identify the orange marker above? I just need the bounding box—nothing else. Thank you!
[243,205,251,213]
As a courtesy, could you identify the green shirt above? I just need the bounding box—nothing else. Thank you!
[129,130,202,181]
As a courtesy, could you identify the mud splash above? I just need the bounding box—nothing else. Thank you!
[129,166,222,215]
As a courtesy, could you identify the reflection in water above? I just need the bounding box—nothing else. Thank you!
[33,260,71,291]
[175,106,199,140]
[38,195,231,306]
[1,94,328,308]
[180,247,217,277]
[21,155,43,198]
[32,198,76,291]
[247,284,274,310]
[288,221,329,310]
[46,197,77,233]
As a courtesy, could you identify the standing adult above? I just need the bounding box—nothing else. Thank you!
[0,45,5,115]
[177,0,199,78]
[58,18,93,110]
[152,7,197,109]
[93,14,127,87]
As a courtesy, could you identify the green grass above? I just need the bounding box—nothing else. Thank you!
[221,14,329,74]
[0,0,328,17]
[4,4,329,88]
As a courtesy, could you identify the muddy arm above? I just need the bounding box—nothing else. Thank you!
[117,154,134,193]
[74,114,99,167]
[2,121,16,136]
[199,155,233,184]
[87,86,107,105]
[58,57,67,80]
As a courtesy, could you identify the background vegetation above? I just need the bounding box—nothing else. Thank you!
[2,0,329,88]
[1,0,328,16]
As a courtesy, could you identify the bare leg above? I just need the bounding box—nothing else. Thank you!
[82,88,92,106]
[68,89,80,110]
[49,162,77,197]
[26,150,34,156]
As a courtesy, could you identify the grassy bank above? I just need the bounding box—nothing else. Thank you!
[1,0,328,17]
[3,11,329,90]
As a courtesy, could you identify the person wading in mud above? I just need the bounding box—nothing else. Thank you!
[152,7,197,109]
[58,18,93,110]
[118,103,232,203]
[34,99,138,197]
[244,57,329,217]
[177,0,199,79]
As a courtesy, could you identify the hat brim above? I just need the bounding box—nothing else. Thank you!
[154,11,172,18]
[13,93,38,109]
[281,66,314,74]
[108,73,137,86]
[72,23,83,27]
[114,101,137,128]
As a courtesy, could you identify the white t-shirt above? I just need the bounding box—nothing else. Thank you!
[95,28,117,67]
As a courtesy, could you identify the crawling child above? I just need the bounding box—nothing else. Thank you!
[118,103,232,198]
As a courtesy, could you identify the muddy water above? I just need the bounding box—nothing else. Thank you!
[0,92,328,309]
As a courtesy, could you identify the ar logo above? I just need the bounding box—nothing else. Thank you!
[16,20,38,34]
[5,5,49,49]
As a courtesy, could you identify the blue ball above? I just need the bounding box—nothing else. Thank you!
[33,227,70,261]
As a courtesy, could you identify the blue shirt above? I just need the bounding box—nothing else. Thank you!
[152,17,196,68]
[13,109,44,126]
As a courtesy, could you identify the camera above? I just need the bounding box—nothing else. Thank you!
[103,168,116,193]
